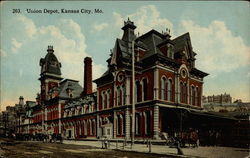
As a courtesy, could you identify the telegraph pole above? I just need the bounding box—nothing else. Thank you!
[42,103,44,134]
[131,40,135,146]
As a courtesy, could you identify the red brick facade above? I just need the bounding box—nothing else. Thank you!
[21,20,208,140]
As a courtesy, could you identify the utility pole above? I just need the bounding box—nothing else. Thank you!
[131,40,135,146]
[42,103,44,134]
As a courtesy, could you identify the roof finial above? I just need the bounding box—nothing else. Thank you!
[166,28,170,34]
[48,45,53,50]
[47,45,54,53]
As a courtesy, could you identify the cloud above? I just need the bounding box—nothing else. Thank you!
[19,69,23,78]
[247,72,250,78]
[92,63,106,80]
[11,38,22,53]
[93,23,108,32]
[0,49,7,57]
[113,5,174,36]
[1,15,106,108]
[113,12,123,28]
[178,20,250,74]
[16,15,37,38]
[37,19,106,85]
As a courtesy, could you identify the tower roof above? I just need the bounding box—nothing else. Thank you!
[40,46,62,76]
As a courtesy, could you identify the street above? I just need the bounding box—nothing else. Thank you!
[1,138,249,158]
[0,138,175,158]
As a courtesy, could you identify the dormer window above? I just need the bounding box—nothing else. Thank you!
[135,50,140,62]
[66,83,73,98]
[167,44,174,59]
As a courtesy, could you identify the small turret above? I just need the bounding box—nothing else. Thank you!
[121,18,137,43]
[19,96,24,106]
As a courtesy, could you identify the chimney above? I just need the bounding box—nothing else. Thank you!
[83,57,93,95]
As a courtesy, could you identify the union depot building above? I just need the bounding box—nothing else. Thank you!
[19,19,214,140]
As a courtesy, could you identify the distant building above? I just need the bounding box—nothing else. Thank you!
[0,105,16,135]
[202,93,232,104]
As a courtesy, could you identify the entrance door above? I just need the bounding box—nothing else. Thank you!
[68,130,72,138]
[105,127,112,138]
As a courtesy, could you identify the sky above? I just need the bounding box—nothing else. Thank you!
[0,1,250,111]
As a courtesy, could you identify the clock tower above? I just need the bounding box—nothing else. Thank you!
[39,46,63,104]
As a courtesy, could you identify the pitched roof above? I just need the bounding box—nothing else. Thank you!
[137,29,166,59]
[59,79,83,99]
[172,32,196,59]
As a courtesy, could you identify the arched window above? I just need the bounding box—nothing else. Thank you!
[183,83,187,103]
[92,119,96,135]
[120,115,124,135]
[167,79,172,101]
[144,112,147,135]
[90,104,93,113]
[180,82,187,103]
[104,92,107,109]
[84,120,87,135]
[146,111,151,134]
[86,105,89,113]
[142,78,148,101]
[161,77,166,100]
[107,90,110,108]
[195,87,199,106]
[191,86,195,105]
[135,81,141,102]
[117,87,122,106]
[167,44,174,59]
[81,121,84,136]
[123,86,126,105]
[135,113,140,135]
[89,120,92,135]
[101,92,105,109]
[116,116,120,135]
[180,82,183,102]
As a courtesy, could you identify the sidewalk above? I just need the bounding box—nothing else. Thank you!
[63,140,249,158]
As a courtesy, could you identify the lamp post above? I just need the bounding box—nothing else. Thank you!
[131,40,135,146]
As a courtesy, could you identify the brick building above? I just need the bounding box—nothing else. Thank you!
[203,93,232,104]
[18,19,209,139]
